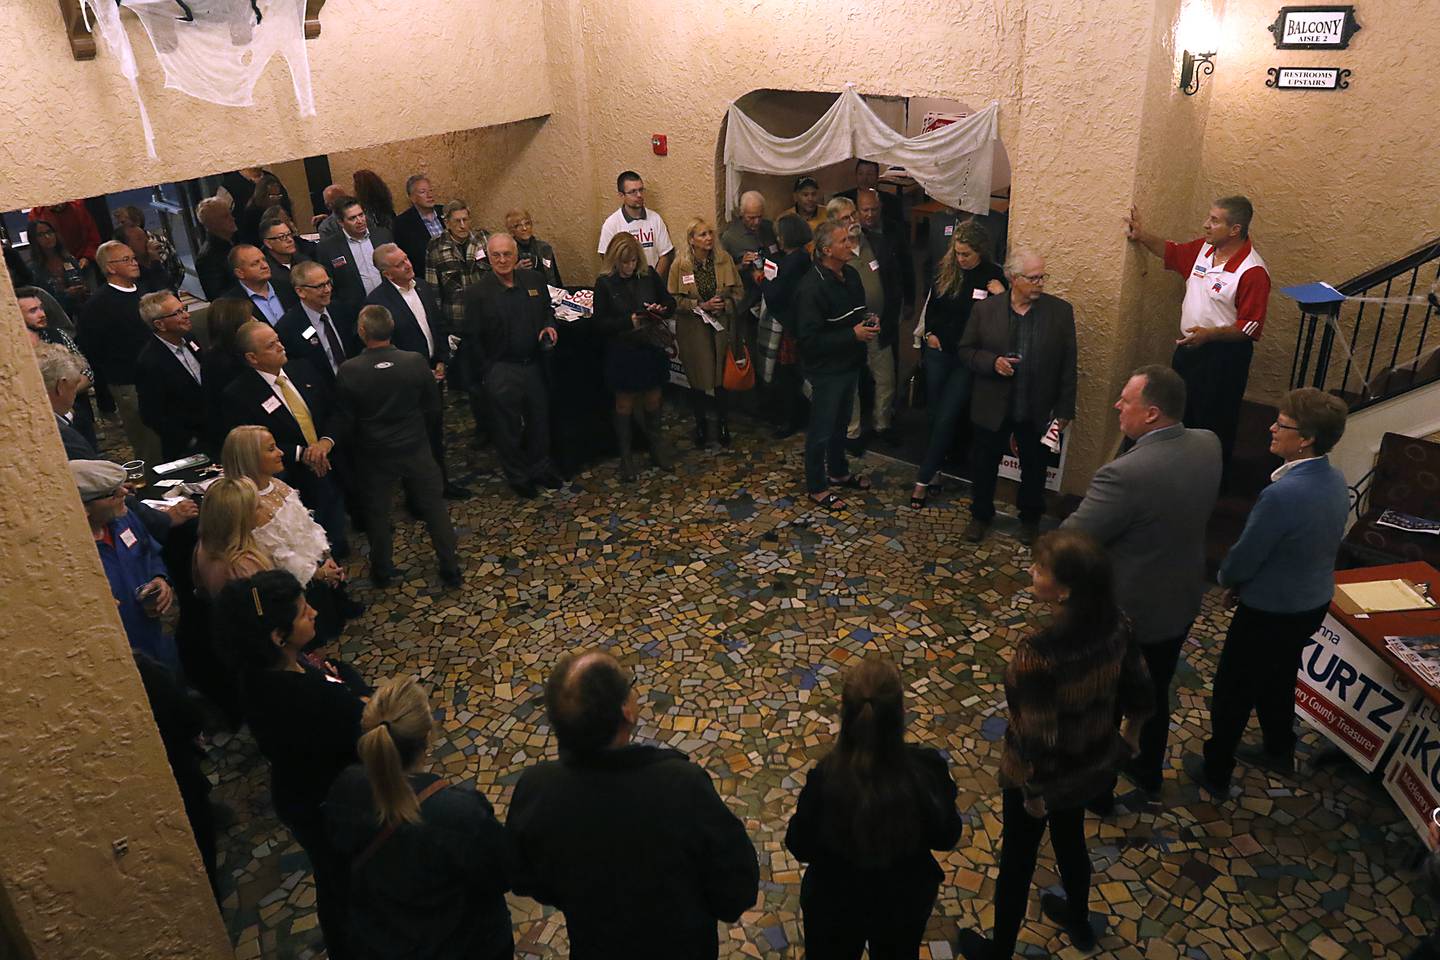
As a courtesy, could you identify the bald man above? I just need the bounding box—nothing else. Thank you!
[509,650,759,958]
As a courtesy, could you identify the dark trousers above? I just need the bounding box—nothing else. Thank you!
[287,467,350,556]
[287,806,353,960]
[1132,634,1187,788]
[799,870,938,960]
[356,446,458,577]
[1172,338,1253,486]
[1203,602,1327,785]
[770,361,808,429]
[688,384,729,424]
[992,788,1090,958]
[804,368,859,494]
[916,346,973,484]
[969,418,1046,523]
[485,360,553,484]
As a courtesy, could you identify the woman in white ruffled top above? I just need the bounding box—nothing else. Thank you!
[222,426,359,643]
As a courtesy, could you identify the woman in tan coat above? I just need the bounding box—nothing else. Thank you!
[669,218,743,448]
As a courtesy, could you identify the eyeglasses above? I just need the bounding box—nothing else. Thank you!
[1019,273,1047,283]
[297,279,334,290]
[623,187,646,196]
[155,305,189,320]
[110,255,138,264]
[1272,420,1302,432]
[264,231,295,242]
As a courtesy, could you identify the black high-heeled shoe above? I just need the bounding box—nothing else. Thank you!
[717,421,731,447]
[909,484,928,510]
[693,419,709,449]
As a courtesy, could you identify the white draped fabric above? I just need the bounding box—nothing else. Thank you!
[723,86,1000,216]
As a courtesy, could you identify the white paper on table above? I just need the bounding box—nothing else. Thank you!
[698,308,724,332]
[152,479,183,488]
[1336,580,1435,612]
[141,497,186,509]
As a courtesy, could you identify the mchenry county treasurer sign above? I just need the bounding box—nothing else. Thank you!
[1268,6,1362,48]
[1266,67,1353,90]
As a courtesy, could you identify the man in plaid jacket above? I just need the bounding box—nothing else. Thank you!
[425,199,493,442]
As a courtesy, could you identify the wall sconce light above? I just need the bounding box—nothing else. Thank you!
[1179,49,1216,95]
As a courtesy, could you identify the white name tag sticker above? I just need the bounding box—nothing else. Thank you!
[261,396,282,414]
[972,288,988,300]
[118,528,138,549]
[763,259,778,280]
[868,259,880,271]
[682,273,696,285]
[542,257,553,268]
[476,247,488,260]
[188,340,201,353]
[944,225,954,236]
[301,325,317,340]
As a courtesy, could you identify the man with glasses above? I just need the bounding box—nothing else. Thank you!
[1125,196,1270,488]
[393,174,445,277]
[509,649,759,958]
[957,248,1076,543]
[258,216,310,291]
[597,171,674,279]
[78,240,163,469]
[134,291,207,460]
[277,260,358,390]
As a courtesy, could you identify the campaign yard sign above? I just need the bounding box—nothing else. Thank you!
[1296,614,1418,771]
[1384,701,1440,842]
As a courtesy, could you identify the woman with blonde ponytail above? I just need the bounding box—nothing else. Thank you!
[325,676,514,960]
[785,654,962,959]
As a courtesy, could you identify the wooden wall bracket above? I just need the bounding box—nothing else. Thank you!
[58,0,327,61]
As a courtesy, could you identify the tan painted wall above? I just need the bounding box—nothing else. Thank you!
[0,0,553,209]
[0,272,233,959]
[1197,0,1440,404]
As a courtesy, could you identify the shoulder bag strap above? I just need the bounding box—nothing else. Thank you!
[349,779,449,874]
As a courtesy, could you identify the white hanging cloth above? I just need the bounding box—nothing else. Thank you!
[724,84,999,216]
[81,0,316,160]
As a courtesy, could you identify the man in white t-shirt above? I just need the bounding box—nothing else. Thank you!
[597,171,674,278]
[1125,195,1271,485]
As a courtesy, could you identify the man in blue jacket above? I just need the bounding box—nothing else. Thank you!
[1192,388,1351,796]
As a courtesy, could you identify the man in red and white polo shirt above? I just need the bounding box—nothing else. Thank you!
[1125,196,1270,484]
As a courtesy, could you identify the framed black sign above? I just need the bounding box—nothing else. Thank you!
[1268,6,1362,48]
[1266,67,1353,90]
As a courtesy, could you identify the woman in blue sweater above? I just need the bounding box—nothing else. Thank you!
[1194,387,1351,795]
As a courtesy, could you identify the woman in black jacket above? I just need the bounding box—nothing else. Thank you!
[592,230,678,479]
[759,213,814,439]
[910,219,1007,509]
[325,675,513,960]
[218,570,371,960]
[786,654,963,959]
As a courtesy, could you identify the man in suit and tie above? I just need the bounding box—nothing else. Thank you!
[276,260,359,390]
[331,305,460,589]
[956,248,1077,544]
[221,321,349,557]
[366,242,468,499]
[134,291,207,461]
[315,196,393,309]
[223,244,298,325]
[392,174,446,279]
[1062,365,1222,807]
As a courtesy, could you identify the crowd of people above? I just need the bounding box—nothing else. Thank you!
[17,163,1437,959]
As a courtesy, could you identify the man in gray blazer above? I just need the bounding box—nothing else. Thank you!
[957,248,1076,542]
[1062,364,1221,807]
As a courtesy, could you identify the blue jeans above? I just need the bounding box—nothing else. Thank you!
[804,368,859,494]
[915,346,973,484]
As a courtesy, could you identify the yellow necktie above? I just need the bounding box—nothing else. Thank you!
[275,374,318,445]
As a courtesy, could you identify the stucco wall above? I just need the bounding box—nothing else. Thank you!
[1196,0,1440,404]
[0,0,553,209]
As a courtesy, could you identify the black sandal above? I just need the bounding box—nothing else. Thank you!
[910,484,928,510]
[810,491,847,511]
[828,474,872,491]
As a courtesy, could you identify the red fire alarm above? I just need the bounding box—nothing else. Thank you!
[651,134,668,156]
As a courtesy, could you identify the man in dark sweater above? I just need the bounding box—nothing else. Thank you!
[793,219,877,508]
[508,650,759,959]
[194,196,238,301]
[331,305,459,589]
[77,239,162,468]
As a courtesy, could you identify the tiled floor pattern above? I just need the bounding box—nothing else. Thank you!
[176,407,1434,959]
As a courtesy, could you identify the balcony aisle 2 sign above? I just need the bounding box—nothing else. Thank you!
[1295,614,1418,771]
[1268,6,1362,48]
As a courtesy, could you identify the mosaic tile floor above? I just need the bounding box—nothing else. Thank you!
[172,406,1434,959]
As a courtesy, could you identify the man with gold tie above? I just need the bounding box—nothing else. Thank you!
[220,321,350,557]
